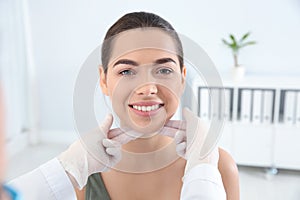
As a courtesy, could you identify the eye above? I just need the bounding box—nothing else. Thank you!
[119,69,135,76]
[157,68,173,75]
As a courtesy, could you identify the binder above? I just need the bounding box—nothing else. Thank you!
[252,90,263,124]
[199,88,210,120]
[210,88,219,120]
[284,91,296,125]
[262,90,274,124]
[240,89,252,123]
[223,89,231,121]
[296,92,300,126]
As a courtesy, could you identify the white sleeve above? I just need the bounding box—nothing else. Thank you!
[180,164,226,200]
[8,158,77,200]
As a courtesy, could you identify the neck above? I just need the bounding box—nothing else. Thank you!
[122,134,172,153]
[114,137,179,173]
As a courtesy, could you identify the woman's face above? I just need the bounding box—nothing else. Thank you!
[100,30,186,134]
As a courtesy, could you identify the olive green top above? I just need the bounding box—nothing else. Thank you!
[85,173,111,200]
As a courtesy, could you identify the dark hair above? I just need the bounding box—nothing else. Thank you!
[101,12,184,73]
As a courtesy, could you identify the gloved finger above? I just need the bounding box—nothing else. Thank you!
[100,114,114,134]
[102,138,121,148]
[159,126,183,138]
[108,128,124,139]
[165,120,186,130]
[106,147,121,158]
[176,142,186,158]
[111,132,137,145]
[174,131,186,144]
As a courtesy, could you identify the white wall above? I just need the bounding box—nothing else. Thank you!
[26,0,300,132]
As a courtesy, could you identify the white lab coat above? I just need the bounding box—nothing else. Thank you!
[9,158,226,200]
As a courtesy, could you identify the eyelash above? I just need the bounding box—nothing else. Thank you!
[157,67,173,75]
[119,69,136,76]
[118,67,173,76]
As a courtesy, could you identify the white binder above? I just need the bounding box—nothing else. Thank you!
[199,88,210,120]
[223,89,231,121]
[252,90,263,124]
[240,89,252,123]
[262,90,274,124]
[296,92,300,126]
[210,88,219,120]
[284,91,296,125]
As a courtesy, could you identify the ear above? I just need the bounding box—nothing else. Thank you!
[99,65,109,96]
[181,65,187,81]
[181,65,187,85]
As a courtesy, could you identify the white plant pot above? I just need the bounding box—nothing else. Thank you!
[232,66,245,81]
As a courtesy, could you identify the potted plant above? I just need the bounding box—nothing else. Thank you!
[222,32,256,81]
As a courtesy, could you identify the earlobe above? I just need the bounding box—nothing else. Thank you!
[99,65,109,96]
[181,65,187,84]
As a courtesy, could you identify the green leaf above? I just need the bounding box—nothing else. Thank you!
[240,41,256,48]
[222,39,231,46]
[229,34,237,48]
[230,34,236,43]
[240,32,251,42]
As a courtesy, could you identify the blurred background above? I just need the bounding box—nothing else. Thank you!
[1,0,300,199]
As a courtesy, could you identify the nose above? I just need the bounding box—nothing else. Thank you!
[135,83,158,96]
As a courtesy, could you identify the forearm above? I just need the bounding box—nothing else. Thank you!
[8,158,76,200]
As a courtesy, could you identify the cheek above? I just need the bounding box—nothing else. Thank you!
[163,89,180,117]
[108,77,139,120]
[159,76,183,101]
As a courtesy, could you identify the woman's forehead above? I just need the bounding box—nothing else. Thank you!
[108,28,178,65]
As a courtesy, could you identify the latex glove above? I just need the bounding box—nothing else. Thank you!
[58,114,123,189]
[162,108,219,173]
[183,107,219,172]
[107,127,144,145]
[161,120,187,158]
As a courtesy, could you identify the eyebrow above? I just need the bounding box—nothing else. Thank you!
[113,57,177,68]
[154,58,177,65]
[113,59,139,67]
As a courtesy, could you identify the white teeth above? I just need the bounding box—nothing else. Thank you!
[131,104,160,112]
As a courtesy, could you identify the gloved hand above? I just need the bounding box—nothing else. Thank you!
[162,107,219,174]
[57,114,124,189]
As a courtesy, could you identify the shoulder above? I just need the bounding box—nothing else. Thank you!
[218,148,239,175]
[218,147,240,200]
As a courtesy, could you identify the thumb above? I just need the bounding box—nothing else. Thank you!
[182,107,199,146]
[100,114,114,135]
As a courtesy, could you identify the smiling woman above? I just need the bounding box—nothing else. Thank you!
[72,11,240,200]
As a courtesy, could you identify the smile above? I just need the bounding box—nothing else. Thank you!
[133,104,160,112]
[128,102,164,115]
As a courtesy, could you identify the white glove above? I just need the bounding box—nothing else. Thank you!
[163,108,219,174]
[58,114,122,189]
